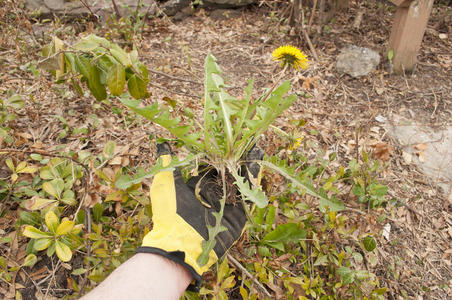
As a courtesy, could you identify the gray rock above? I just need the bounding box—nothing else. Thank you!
[161,0,191,16]
[209,9,241,20]
[385,114,452,202]
[203,0,256,8]
[336,45,380,77]
[25,0,157,19]
[172,6,195,21]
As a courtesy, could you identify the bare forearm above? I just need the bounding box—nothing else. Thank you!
[80,253,193,300]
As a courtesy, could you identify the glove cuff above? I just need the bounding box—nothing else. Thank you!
[135,246,203,292]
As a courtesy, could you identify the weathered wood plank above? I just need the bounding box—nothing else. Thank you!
[388,0,434,73]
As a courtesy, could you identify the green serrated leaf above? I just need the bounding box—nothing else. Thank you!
[231,171,267,208]
[319,195,345,213]
[197,209,227,266]
[119,95,202,150]
[261,158,344,212]
[115,154,198,190]
[262,223,307,248]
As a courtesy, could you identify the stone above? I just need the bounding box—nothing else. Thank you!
[209,9,242,21]
[336,45,380,77]
[25,0,157,19]
[161,0,191,16]
[203,0,256,8]
[385,114,452,198]
[172,6,195,21]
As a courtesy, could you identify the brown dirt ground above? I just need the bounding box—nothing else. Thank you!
[0,0,451,299]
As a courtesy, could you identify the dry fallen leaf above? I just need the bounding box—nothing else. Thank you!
[300,76,319,91]
[372,142,394,161]
[414,143,428,151]
[109,156,122,165]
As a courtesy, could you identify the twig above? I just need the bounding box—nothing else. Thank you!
[173,65,202,82]
[79,0,99,22]
[111,0,121,18]
[148,68,202,85]
[307,0,318,31]
[343,206,366,215]
[430,88,438,118]
[300,8,319,61]
[37,50,79,66]
[227,254,273,299]
[317,0,326,35]
[44,258,61,299]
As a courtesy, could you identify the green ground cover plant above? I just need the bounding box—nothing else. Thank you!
[3,33,389,299]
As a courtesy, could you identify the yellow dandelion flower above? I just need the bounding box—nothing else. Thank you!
[288,136,304,151]
[272,45,309,70]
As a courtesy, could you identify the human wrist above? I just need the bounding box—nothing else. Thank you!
[136,253,194,292]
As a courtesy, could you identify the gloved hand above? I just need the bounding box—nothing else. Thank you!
[136,143,263,291]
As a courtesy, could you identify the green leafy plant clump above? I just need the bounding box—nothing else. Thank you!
[35,35,390,298]
[42,34,348,263]
[41,35,149,101]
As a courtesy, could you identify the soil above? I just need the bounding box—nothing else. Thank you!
[0,0,451,299]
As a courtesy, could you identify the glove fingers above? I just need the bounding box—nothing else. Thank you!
[150,142,179,217]
[186,169,222,211]
[240,146,264,188]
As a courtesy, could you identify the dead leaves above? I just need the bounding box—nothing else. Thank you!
[371,142,394,161]
[299,76,319,91]
[413,143,428,163]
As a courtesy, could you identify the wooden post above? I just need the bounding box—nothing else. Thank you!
[388,0,434,73]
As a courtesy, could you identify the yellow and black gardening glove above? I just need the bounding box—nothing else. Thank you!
[136,142,263,291]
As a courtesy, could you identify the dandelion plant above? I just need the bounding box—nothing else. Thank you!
[42,36,344,264]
